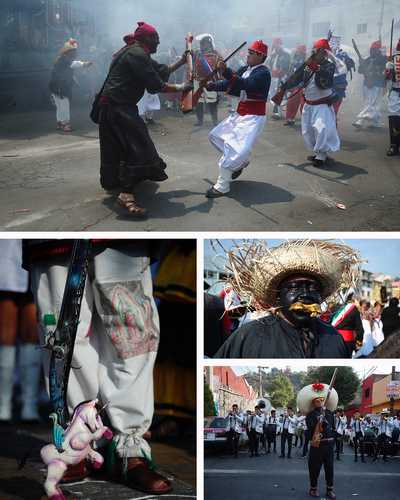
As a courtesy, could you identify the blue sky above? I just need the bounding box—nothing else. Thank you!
[204,239,400,277]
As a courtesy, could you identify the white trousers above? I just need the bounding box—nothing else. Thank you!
[388,90,400,116]
[209,112,266,193]
[30,247,159,459]
[52,94,70,124]
[137,91,161,118]
[302,103,340,160]
[355,86,384,126]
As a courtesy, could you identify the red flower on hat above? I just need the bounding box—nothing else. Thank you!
[312,383,325,392]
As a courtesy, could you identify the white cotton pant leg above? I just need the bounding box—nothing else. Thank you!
[30,247,159,459]
[355,86,384,126]
[302,103,340,157]
[209,113,266,192]
[52,94,70,124]
[214,166,233,194]
[388,90,400,116]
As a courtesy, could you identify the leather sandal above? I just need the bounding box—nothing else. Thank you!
[122,457,172,494]
[117,194,148,218]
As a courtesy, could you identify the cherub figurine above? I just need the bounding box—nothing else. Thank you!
[41,399,113,500]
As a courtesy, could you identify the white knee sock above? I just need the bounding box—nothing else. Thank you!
[19,343,41,421]
[0,345,16,420]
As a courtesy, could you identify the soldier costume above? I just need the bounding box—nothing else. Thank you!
[385,40,400,156]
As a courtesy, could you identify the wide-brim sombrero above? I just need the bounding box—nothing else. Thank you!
[225,240,362,310]
[297,383,338,414]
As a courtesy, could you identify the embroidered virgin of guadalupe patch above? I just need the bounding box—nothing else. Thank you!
[97,281,159,359]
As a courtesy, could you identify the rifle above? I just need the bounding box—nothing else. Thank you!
[191,41,247,109]
[180,33,194,113]
[46,240,91,438]
[351,38,364,63]
[311,368,338,448]
[389,18,395,60]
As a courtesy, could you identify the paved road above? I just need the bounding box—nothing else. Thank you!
[0,83,399,231]
[204,443,400,500]
[0,422,195,499]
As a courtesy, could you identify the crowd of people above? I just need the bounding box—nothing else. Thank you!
[45,22,400,215]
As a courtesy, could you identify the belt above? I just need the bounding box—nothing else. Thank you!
[320,438,334,443]
[304,96,333,106]
[337,329,355,342]
[237,100,266,116]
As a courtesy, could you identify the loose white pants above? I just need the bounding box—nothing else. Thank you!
[52,94,70,124]
[209,112,266,193]
[30,247,159,459]
[355,86,384,126]
[302,103,340,160]
[388,89,400,116]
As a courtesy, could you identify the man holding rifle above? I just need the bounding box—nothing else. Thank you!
[193,34,223,127]
[298,378,339,498]
[385,39,400,156]
[274,38,340,168]
[204,40,271,198]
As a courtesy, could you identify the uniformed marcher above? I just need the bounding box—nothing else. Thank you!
[279,407,296,458]
[385,39,400,156]
[333,409,347,460]
[373,409,393,462]
[298,382,338,499]
[215,240,361,359]
[225,404,244,458]
[350,411,365,462]
[266,409,278,453]
[248,406,265,457]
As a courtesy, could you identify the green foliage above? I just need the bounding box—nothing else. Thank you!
[304,366,360,408]
[204,378,217,417]
[266,374,295,409]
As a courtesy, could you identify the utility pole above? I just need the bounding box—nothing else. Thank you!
[258,366,268,398]
[390,365,396,415]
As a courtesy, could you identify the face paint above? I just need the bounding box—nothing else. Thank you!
[278,275,322,327]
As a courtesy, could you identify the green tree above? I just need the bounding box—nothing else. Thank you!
[204,379,216,417]
[304,366,360,408]
[266,374,295,409]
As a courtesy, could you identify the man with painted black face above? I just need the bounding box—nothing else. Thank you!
[214,240,353,359]
[215,272,347,358]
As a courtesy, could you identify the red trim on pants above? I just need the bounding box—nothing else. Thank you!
[332,98,343,116]
[285,91,304,120]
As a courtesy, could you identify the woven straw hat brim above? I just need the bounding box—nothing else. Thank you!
[297,384,338,414]
[258,246,345,307]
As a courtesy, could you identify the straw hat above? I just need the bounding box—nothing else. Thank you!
[297,383,338,414]
[59,38,78,56]
[225,240,361,310]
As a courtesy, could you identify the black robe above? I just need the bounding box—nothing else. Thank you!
[99,43,170,190]
[214,315,348,359]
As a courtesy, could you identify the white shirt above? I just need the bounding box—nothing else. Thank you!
[226,413,243,433]
[304,73,333,101]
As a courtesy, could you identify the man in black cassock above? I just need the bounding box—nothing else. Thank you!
[98,21,193,217]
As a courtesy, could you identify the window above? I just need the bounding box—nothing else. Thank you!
[365,388,370,399]
[357,23,367,34]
